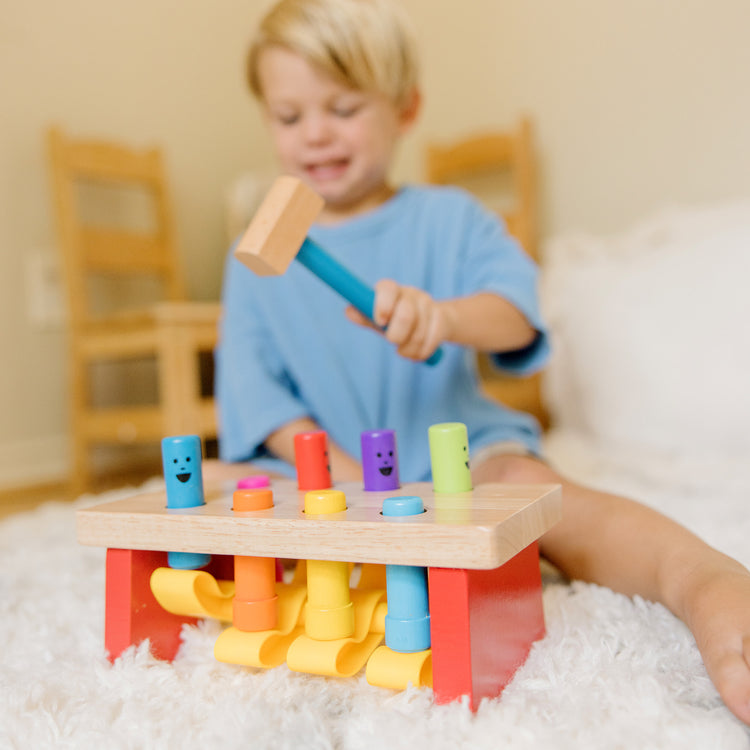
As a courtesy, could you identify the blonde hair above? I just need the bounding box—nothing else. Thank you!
[247,0,419,109]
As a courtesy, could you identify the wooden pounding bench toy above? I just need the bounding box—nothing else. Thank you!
[234,175,443,366]
[76,423,561,710]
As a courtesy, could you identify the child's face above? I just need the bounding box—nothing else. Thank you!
[257,46,418,222]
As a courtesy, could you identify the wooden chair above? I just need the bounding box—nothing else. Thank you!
[425,117,548,427]
[47,127,221,495]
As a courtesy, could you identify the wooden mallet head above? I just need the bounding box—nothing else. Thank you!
[234,176,324,276]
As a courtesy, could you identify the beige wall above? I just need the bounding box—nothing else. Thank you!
[2,0,749,486]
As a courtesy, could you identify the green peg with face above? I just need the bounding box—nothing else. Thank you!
[428,422,472,494]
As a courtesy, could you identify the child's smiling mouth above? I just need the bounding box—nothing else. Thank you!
[305,159,349,181]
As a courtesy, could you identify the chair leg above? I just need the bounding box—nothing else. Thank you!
[69,355,94,498]
[157,322,205,437]
[68,435,92,499]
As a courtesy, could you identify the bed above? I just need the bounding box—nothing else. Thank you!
[2,199,749,748]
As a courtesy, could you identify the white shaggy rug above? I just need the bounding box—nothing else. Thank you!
[1,433,749,750]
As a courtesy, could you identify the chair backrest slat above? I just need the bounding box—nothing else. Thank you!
[425,118,537,261]
[47,127,187,327]
[79,228,173,274]
[63,140,163,184]
[426,134,514,182]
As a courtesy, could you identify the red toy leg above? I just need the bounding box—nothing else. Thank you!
[105,548,198,661]
[428,541,545,710]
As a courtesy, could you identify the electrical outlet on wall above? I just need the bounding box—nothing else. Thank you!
[26,251,66,329]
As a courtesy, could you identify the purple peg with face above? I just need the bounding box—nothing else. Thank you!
[361,429,400,491]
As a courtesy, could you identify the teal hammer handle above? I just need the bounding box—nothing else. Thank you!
[297,237,443,366]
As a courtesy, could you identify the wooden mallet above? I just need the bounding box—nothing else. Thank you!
[234,176,442,365]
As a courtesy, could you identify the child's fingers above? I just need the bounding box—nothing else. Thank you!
[372,279,400,328]
[388,288,446,361]
[419,309,445,360]
[344,306,378,330]
[688,569,750,726]
[709,642,750,725]
[396,292,432,359]
[385,292,419,348]
[405,301,445,361]
[354,280,444,361]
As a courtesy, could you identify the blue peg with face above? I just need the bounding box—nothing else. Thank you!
[161,435,209,569]
[162,435,205,509]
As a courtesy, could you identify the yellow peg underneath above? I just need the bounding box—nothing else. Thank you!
[303,489,355,641]
[366,646,433,690]
[150,568,235,622]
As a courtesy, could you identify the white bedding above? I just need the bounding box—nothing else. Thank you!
[2,199,750,748]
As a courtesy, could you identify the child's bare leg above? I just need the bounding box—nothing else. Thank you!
[473,453,750,725]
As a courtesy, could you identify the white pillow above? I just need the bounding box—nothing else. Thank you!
[540,199,750,462]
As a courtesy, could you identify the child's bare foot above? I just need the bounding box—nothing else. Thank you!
[682,557,750,725]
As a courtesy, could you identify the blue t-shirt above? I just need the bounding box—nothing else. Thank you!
[216,185,550,482]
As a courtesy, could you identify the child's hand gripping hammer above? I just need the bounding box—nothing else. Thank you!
[234,176,443,366]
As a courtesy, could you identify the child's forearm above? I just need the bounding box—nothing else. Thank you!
[438,292,537,353]
[539,477,730,617]
[359,282,537,361]
[265,417,363,482]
